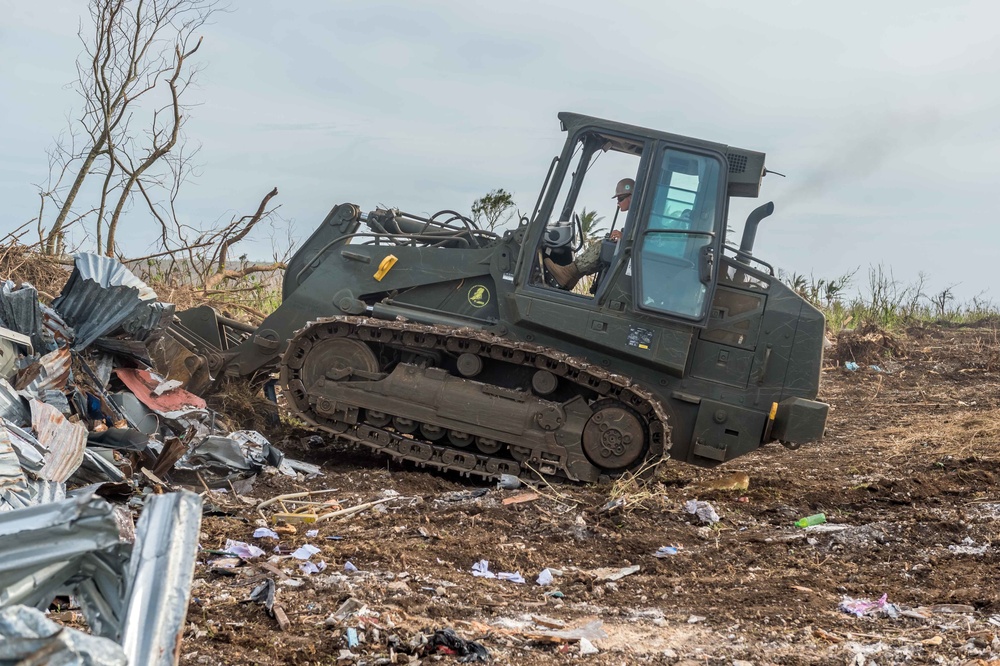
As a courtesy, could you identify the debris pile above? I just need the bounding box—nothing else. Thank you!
[0,253,313,662]
[0,253,310,509]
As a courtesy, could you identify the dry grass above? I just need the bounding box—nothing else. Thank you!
[876,408,1000,462]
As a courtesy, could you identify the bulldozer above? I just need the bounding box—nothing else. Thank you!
[163,112,829,483]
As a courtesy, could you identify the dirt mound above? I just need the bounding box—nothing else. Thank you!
[831,322,906,364]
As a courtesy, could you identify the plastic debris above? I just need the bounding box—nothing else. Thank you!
[300,560,327,575]
[795,513,827,528]
[684,499,720,524]
[253,527,280,540]
[590,565,640,581]
[840,593,900,618]
[328,597,366,624]
[250,578,290,630]
[496,473,521,490]
[579,637,599,655]
[471,559,496,578]
[497,571,525,584]
[344,560,359,573]
[655,546,679,557]
[844,361,860,371]
[536,568,554,586]
[346,627,360,648]
[306,528,319,537]
[425,628,490,662]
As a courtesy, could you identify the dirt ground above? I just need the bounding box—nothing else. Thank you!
[178,323,1000,666]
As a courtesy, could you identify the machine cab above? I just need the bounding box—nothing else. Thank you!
[518,112,765,328]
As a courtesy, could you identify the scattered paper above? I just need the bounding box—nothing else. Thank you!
[291,544,321,560]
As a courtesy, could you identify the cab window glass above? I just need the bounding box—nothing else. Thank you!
[636,149,723,319]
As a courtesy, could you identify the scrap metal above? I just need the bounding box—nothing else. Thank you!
[52,253,157,350]
[0,491,202,665]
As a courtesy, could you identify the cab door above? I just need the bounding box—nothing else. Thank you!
[630,145,726,326]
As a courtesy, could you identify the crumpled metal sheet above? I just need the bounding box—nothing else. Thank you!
[0,420,45,475]
[115,368,206,414]
[0,426,29,511]
[0,491,201,665]
[0,605,127,666]
[0,281,48,354]
[30,398,87,483]
[15,346,72,399]
[52,254,158,350]
[40,302,74,349]
[0,493,127,618]
[0,380,28,426]
[120,491,202,665]
[182,430,286,476]
[121,301,176,343]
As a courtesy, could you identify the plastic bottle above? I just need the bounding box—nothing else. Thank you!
[794,513,826,528]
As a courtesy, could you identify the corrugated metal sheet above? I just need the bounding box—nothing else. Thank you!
[0,425,29,511]
[16,346,72,398]
[115,368,206,413]
[120,491,202,665]
[1,419,45,474]
[0,378,29,426]
[121,301,175,343]
[30,398,87,483]
[0,605,128,665]
[71,253,158,301]
[0,493,126,614]
[52,254,158,350]
[0,281,48,353]
[0,490,201,662]
[40,302,74,348]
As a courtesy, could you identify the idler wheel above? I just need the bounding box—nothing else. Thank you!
[582,400,647,471]
[299,338,378,390]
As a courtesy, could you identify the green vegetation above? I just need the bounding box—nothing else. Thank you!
[780,265,997,331]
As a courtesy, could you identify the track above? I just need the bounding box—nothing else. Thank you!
[280,316,671,483]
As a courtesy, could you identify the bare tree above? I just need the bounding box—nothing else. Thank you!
[199,187,286,291]
[39,0,217,256]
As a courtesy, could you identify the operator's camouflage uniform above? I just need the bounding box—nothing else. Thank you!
[573,241,604,275]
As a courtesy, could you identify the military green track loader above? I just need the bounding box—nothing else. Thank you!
[166,112,829,483]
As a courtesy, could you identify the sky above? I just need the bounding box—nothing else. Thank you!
[2,0,999,303]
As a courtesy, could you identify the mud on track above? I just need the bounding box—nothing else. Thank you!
[181,324,1000,665]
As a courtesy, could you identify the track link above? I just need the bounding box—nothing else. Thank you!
[281,316,671,482]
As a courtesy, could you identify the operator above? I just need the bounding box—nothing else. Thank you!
[544,177,632,290]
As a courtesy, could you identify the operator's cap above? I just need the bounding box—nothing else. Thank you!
[613,178,635,199]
